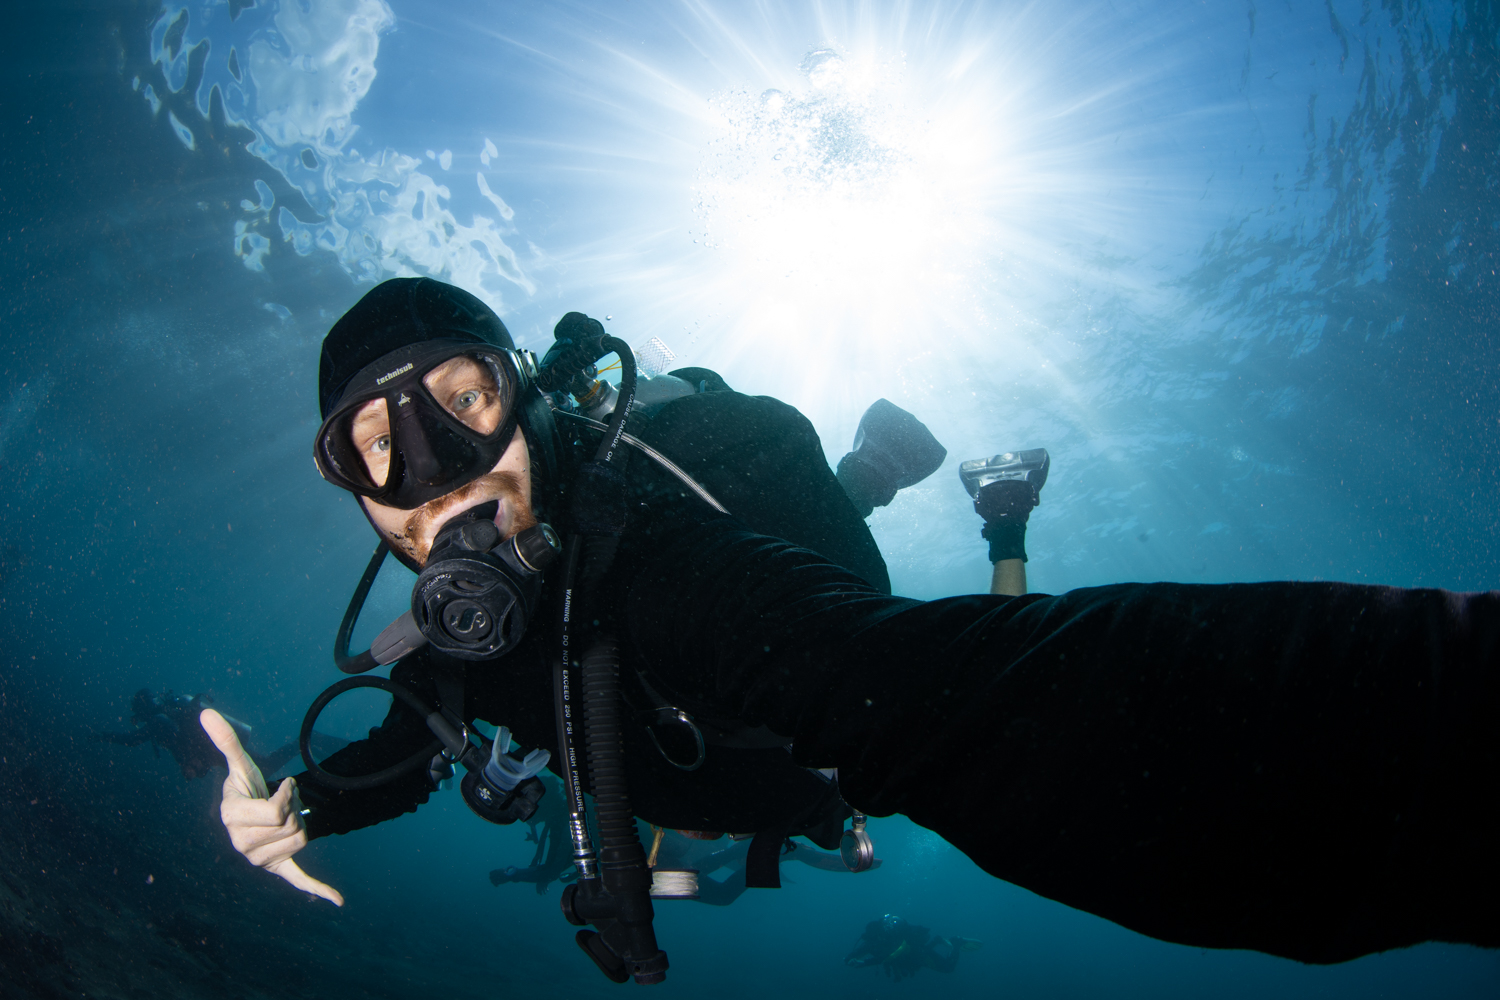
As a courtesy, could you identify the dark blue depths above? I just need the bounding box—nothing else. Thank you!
[1,1,1499,998]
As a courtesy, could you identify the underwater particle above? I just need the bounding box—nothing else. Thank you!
[439,149,452,170]
[143,84,161,114]
[481,137,498,166]
[426,149,435,159]
[131,75,140,91]
[146,874,154,884]
[300,148,318,169]
[167,111,195,150]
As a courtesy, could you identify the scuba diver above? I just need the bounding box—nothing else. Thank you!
[95,689,316,780]
[488,772,578,894]
[96,689,231,780]
[97,688,347,782]
[640,827,879,907]
[202,277,1500,979]
[488,809,873,904]
[845,914,981,981]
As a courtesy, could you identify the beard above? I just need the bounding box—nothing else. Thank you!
[395,470,537,564]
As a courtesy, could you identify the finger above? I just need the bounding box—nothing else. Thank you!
[221,779,299,830]
[270,776,297,812]
[221,794,299,830]
[201,709,267,798]
[267,857,344,907]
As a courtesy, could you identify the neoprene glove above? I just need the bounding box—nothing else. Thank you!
[836,399,948,519]
[974,480,1039,523]
[961,449,1050,563]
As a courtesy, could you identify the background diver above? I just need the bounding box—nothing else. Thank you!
[487,772,578,893]
[845,914,981,981]
[200,277,1499,972]
[487,800,879,905]
[94,688,346,782]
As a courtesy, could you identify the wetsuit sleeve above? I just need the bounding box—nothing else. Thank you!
[624,515,1500,963]
[291,658,440,840]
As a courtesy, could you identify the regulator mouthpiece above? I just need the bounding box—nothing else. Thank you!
[414,513,562,660]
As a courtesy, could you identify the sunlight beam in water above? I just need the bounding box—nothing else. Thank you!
[560,1,1228,441]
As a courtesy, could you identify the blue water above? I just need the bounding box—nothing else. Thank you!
[3,0,1498,996]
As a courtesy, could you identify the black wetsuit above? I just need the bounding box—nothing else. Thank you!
[297,387,1500,964]
[296,388,884,857]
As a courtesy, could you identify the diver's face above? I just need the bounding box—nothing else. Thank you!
[353,355,534,567]
[348,355,507,483]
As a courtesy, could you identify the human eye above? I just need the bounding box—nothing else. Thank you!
[454,389,481,411]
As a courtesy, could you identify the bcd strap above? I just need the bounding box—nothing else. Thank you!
[432,663,467,732]
[745,828,788,889]
[569,460,630,536]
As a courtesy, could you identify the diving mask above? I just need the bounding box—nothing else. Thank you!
[314,339,537,510]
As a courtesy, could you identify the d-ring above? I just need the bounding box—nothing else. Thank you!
[646,709,706,771]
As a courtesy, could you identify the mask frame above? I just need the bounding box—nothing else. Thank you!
[314,340,533,510]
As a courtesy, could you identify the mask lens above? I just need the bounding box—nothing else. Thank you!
[320,402,388,491]
[341,397,393,488]
[421,353,513,434]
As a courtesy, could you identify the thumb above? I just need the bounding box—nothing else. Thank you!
[201,709,267,799]
[266,857,345,907]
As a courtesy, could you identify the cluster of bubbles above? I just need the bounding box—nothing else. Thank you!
[695,48,929,269]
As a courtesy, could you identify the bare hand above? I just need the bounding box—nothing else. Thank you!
[200,709,344,906]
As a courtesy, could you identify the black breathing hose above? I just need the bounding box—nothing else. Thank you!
[334,542,388,675]
[582,639,665,975]
[299,675,442,791]
[593,336,637,464]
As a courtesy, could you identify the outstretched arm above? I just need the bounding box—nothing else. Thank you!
[990,559,1026,597]
[624,513,1500,963]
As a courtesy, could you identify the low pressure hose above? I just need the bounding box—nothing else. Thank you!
[333,542,389,674]
[299,675,443,791]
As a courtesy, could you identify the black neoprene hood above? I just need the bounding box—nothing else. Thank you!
[319,277,516,419]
